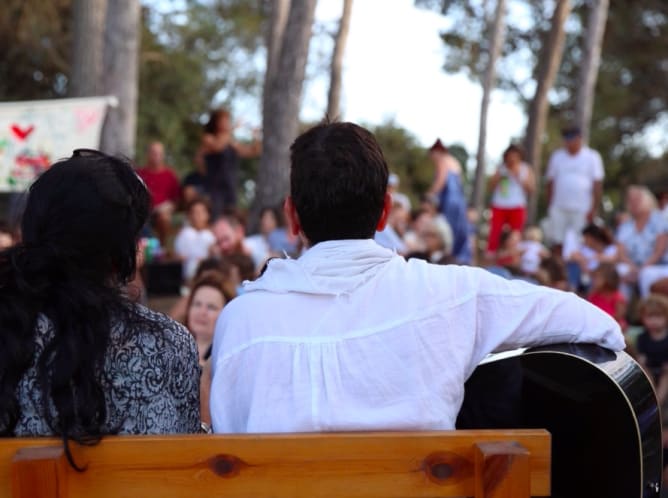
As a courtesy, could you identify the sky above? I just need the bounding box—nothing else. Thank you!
[300,0,527,167]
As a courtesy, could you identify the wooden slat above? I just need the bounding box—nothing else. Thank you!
[12,446,68,498]
[473,441,530,498]
[0,430,550,498]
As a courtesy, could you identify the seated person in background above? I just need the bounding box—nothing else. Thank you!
[174,199,216,282]
[168,257,238,323]
[209,121,623,434]
[566,222,618,291]
[492,229,522,272]
[182,163,208,206]
[375,199,410,254]
[375,175,412,255]
[410,214,454,264]
[184,272,233,365]
[403,205,436,253]
[537,255,570,291]
[587,262,627,330]
[225,252,257,294]
[616,185,668,298]
[636,295,668,408]
[0,151,200,455]
[518,226,549,278]
[135,141,181,248]
[210,211,254,263]
[245,206,298,267]
[386,172,412,215]
[650,277,668,297]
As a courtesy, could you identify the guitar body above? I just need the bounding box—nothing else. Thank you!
[457,344,662,498]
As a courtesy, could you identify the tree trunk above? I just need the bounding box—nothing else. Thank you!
[525,0,572,224]
[69,0,107,97]
[326,0,353,120]
[575,0,609,144]
[262,0,290,121]
[100,0,140,158]
[472,0,506,214]
[254,0,318,214]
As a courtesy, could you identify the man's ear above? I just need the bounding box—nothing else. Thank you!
[376,192,393,232]
[284,196,301,237]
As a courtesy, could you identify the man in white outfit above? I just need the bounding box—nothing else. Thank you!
[210,122,623,434]
[544,126,604,247]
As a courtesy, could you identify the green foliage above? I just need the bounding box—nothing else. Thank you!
[550,1,668,196]
[417,0,668,212]
[367,120,470,208]
[0,0,266,179]
[136,1,265,172]
[368,120,432,207]
[0,0,71,100]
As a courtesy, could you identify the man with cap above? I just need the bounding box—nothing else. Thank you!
[544,126,604,247]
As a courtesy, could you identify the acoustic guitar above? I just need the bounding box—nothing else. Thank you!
[457,343,663,498]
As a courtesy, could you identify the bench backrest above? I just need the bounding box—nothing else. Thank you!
[1,430,550,498]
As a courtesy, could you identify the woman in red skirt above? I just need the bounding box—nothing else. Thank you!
[487,144,535,254]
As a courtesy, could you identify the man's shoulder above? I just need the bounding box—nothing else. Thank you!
[546,149,566,172]
[216,289,274,330]
[165,165,180,177]
[581,146,603,164]
[549,148,567,160]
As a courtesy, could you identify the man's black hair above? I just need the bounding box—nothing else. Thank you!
[289,121,389,244]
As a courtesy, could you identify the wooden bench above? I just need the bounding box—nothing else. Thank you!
[1,430,550,498]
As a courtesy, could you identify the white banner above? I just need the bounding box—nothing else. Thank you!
[0,96,116,191]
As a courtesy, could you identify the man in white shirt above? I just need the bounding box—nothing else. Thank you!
[544,126,604,247]
[210,122,623,434]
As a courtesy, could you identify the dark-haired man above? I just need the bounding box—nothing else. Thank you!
[209,122,623,433]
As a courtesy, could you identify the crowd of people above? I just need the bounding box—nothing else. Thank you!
[0,115,665,481]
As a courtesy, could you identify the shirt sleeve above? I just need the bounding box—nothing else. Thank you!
[467,268,624,370]
[590,149,604,180]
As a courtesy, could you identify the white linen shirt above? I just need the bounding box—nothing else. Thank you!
[174,226,215,280]
[546,146,604,212]
[210,239,623,434]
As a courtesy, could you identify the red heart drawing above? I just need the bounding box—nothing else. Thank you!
[10,124,34,141]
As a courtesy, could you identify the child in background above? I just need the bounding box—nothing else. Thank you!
[636,294,668,407]
[567,223,618,291]
[493,229,522,271]
[588,262,627,330]
[537,255,569,291]
[519,226,549,277]
[174,199,215,282]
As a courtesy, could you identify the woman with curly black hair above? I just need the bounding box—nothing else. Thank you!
[0,150,200,466]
